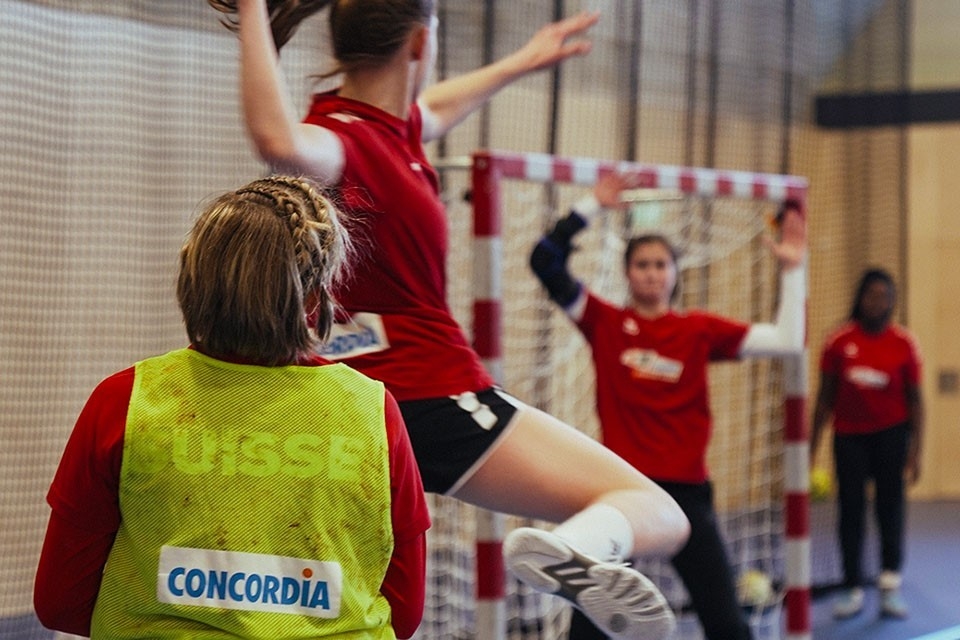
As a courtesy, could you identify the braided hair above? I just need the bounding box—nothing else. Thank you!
[178,176,350,365]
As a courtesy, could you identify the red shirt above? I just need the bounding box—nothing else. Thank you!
[578,292,749,483]
[819,321,922,435]
[34,353,430,638]
[305,93,494,400]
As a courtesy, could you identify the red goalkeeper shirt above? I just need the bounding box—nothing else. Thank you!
[577,292,749,484]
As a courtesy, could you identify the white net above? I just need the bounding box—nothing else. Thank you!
[1,2,812,638]
[0,2,323,637]
[436,156,792,640]
[414,495,571,640]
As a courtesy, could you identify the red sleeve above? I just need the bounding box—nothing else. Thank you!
[34,368,133,635]
[380,389,430,638]
[702,312,750,360]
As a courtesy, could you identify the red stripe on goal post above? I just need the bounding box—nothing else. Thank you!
[475,541,506,599]
[470,151,508,637]
[472,300,501,362]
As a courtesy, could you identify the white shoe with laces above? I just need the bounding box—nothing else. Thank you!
[878,571,908,618]
[503,527,676,640]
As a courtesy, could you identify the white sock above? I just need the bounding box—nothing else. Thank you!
[551,503,634,563]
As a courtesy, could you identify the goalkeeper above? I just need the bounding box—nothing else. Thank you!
[530,173,807,640]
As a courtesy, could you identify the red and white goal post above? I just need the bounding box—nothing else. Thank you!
[426,150,810,640]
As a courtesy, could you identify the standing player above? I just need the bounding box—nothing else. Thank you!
[529,173,807,640]
[207,2,691,639]
[810,268,924,620]
[34,176,430,639]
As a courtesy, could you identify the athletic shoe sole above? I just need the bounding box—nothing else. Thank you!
[503,527,676,640]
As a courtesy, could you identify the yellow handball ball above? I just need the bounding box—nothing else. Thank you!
[810,467,833,502]
[737,569,773,607]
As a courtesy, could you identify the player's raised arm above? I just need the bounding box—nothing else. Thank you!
[232,0,345,182]
[419,11,599,142]
[766,202,807,271]
[738,204,807,357]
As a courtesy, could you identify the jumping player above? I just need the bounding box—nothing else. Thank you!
[34,177,430,639]
[530,173,807,639]
[207,1,692,638]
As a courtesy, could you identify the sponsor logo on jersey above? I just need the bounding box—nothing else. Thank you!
[846,365,889,389]
[620,348,683,382]
[157,546,342,618]
[319,313,389,359]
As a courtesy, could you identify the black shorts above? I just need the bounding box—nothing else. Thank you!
[398,387,524,495]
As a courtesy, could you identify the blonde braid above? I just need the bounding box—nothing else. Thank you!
[236,176,347,340]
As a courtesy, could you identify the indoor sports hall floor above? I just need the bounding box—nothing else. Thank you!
[810,499,960,640]
[4,501,958,640]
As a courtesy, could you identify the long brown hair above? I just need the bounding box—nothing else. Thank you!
[177,176,349,365]
[208,0,436,61]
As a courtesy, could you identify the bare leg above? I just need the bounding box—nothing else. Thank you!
[454,405,688,640]
[451,404,688,557]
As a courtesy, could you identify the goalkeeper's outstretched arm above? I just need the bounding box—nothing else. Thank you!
[738,205,807,357]
[529,195,599,311]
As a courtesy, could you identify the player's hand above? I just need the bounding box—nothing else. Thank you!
[505,11,599,74]
[905,449,921,484]
[764,204,806,270]
[594,172,630,210]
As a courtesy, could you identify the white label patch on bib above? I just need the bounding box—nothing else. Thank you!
[157,546,342,618]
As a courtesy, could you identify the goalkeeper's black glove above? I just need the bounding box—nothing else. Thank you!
[529,211,587,308]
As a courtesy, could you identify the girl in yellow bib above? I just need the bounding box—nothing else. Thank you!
[35,176,430,639]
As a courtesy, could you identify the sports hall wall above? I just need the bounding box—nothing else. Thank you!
[903,2,960,499]
[1,0,953,634]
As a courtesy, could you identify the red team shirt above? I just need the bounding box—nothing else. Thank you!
[305,93,494,401]
[37,354,430,637]
[819,321,922,435]
[577,292,750,484]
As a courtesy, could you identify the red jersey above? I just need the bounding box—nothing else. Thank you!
[819,321,922,435]
[35,353,429,638]
[578,292,749,483]
[305,93,494,400]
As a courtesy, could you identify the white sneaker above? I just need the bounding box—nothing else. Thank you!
[880,588,909,619]
[503,527,676,640]
[832,587,865,619]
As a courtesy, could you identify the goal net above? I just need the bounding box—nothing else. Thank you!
[430,151,809,640]
[0,4,811,638]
